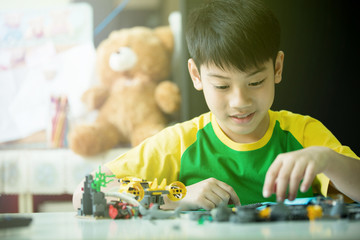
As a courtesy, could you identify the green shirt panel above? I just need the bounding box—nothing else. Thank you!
[179,120,313,205]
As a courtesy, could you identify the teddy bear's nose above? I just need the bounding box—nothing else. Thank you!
[109,47,138,72]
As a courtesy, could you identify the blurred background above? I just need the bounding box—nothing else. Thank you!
[0,0,359,213]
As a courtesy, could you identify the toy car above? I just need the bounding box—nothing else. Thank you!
[118,177,187,208]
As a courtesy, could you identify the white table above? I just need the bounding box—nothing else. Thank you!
[1,212,360,239]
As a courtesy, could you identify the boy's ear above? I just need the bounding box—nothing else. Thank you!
[274,51,284,84]
[188,58,203,91]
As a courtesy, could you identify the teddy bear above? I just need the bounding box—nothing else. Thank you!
[68,26,181,156]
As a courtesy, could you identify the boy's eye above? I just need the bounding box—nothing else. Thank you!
[215,85,229,89]
[248,79,265,87]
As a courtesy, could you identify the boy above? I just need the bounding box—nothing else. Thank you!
[73,0,360,210]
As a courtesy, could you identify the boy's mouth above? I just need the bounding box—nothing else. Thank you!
[230,112,255,124]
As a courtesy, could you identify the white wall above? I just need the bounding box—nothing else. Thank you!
[0,0,71,9]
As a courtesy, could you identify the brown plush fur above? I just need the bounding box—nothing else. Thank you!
[68,26,181,156]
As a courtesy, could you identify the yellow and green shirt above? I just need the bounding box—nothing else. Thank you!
[106,110,359,205]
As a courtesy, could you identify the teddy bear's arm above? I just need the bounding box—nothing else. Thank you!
[155,81,181,114]
[81,86,109,110]
[68,122,121,156]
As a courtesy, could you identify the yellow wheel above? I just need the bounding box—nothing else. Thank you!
[167,181,187,201]
[121,182,144,202]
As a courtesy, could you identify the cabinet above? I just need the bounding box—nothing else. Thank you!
[0,148,129,213]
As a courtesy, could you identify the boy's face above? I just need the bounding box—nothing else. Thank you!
[188,51,284,143]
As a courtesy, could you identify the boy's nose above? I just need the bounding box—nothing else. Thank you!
[229,87,252,109]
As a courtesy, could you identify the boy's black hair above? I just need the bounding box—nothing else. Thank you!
[186,0,281,72]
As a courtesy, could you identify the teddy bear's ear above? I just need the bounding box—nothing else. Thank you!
[154,26,174,56]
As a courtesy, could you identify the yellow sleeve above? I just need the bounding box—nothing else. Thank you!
[105,125,183,182]
[105,113,210,182]
[303,118,360,197]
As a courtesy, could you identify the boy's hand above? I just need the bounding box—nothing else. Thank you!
[177,178,240,210]
[263,146,330,202]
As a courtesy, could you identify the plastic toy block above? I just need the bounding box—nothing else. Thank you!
[211,203,232,222]
[119,177,186,208]
[91,166,115,192]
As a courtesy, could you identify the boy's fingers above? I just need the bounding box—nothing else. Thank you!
[213,180,240,205]
[229,189,241,206]
[263,160,282,198]
[227,189,241,206]
[276,160,296,201]
[203,201,215,210]
[231,193,241,206]
[288,163,306,200]
[211,185,230,203]
[205,187,225,207]
[300,163,316,192]
[216,180,241,206]
[275,177,288,202]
